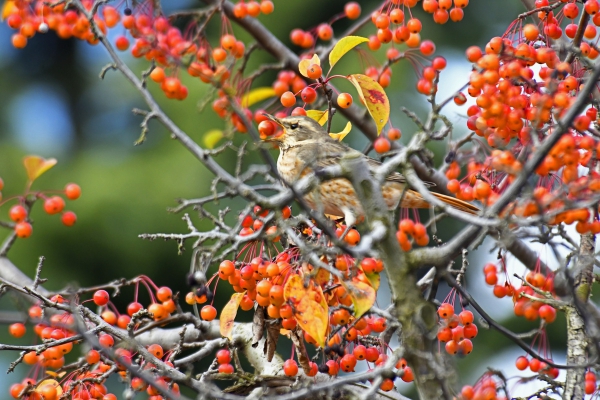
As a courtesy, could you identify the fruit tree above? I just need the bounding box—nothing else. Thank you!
[2,0,600,399]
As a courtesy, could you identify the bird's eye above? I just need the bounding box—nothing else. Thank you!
[290,123,298,129]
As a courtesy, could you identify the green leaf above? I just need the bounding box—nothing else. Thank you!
[306,110,329,126]
[347,74,390,135]
[23,156,57,183]
[329,36,368,70]
[220,292,245,340]
[298,54,321,78]
[203,129,224,149]
[241,87,277,108]
[329,121,351,141]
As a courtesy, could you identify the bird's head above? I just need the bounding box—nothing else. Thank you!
[262,114,327,148]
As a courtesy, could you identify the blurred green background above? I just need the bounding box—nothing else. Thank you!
[0,0,566,397]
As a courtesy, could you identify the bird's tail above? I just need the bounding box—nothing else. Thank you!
[406,190,480,215]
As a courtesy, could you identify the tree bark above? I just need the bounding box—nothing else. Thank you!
[564,233,595,399]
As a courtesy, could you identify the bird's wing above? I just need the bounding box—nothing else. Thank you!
[310,143,435,187]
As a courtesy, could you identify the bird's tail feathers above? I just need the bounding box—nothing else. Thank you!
[406,190,480,215]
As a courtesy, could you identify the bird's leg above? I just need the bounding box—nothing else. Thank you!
[338,207,357,240]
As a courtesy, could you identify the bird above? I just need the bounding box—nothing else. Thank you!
[262,114,479,227]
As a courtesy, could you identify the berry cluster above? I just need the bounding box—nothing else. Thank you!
[8,277,181,399]
[436,302,477,356]
[396,218,430,251]
[482,260,558,324]
[5,0,109,49]
[443,5,600,227]
[181,203,421,390]
[1,160,80,239]
[458,372,507,400]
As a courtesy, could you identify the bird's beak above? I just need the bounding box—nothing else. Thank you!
[261,113,285,142]
[263,113,283,128]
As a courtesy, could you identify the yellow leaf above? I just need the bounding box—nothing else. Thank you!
[348,74,390,135]
[36,379,63,396]
[220,292,245,340]
[284,275,328,348]
[329,36,369,70]
[306,109,328,126]
[241,87,277,108]
[298,54,321,78]
[341,279,376,319]
[203,129,224,149]
[1,1,17,20]
[23,156,57,182]
[329,121,352,142]
[365,272,380,291]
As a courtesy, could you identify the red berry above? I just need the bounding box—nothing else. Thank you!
[340,354,357,372]
[515,356,529,370]
[65,183,81,200]
[301,87,317,103]
[280,91,296,107]
[115,35,130,51]
[218,363,234,373]
[437,303,454,319]
[9,204,27,223]
[9,322,26,338]
[283,359,298,376]
[374,137,391,153]
[459,310,474,325]
[156,286,172,302]
[93,290,110,306]
[127,302,143,316]
[216,349,231,364]
[44,196,65,215]
[61,211,77,227]
[345,2,361,19]
[201,305,217,321]
[306,64,322,79]
[15,221,32,238]
[99,334,115,347]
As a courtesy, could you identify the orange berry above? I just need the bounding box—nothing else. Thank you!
[200,305,217,321]
[345,2,361,19]
[280,91,296,107]
[15,221,32,238]
[337,92,353,108]
[374,137,391,153]
[306,63,322,79]
[9,322,26,338]
[317,23,333,41]
[260,0,274,14]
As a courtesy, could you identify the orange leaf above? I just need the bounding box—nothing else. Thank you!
[220,292,244,340]
[341,279,376,319]
[298,54,321,78]
[284,274,328,347]
[347,74,390,135]
[314,267,331,287]
[23,156,57,183]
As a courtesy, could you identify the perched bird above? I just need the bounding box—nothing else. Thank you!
[263,114,479,226]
